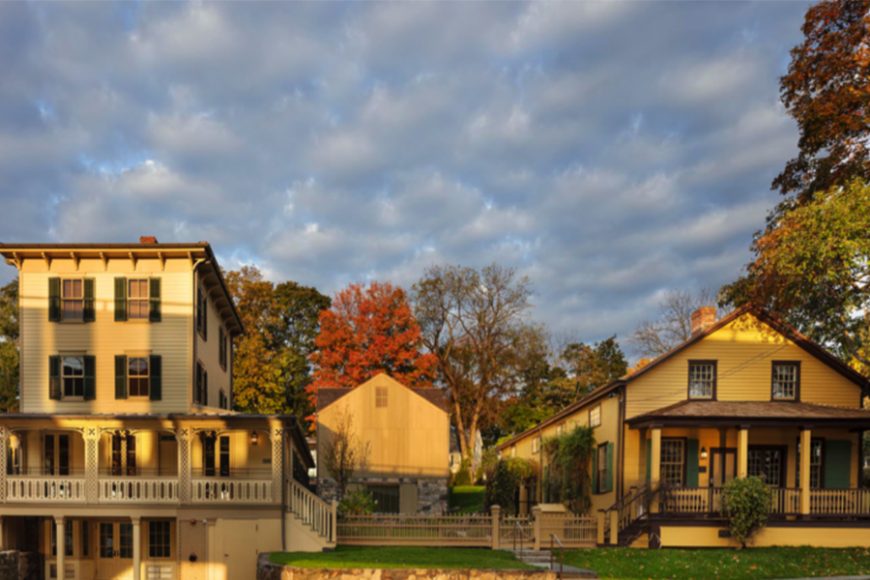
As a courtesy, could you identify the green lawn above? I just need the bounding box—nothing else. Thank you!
[270,546,534,570]
[562,547,870,579]
[448,485,486,514]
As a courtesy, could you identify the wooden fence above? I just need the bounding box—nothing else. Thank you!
[336,506,597,549]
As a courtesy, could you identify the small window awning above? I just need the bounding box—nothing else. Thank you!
[626,400,870,429]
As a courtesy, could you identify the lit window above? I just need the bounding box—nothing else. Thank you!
[127,279,149,319]
[375,386,388,408]
[660,439,685,486]
[62,356,85,398]
[589,406,601,428]
[62,279,84,321]
[772,362,799,400]
[128,357,150,397]
[688,361,716,399]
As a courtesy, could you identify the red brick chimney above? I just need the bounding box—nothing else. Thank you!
[691,306,717,335]
[139,236,158,244]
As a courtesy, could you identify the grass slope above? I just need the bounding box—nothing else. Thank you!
[562,547,870,579]
[271,546,534,570]
[449,485,486,514]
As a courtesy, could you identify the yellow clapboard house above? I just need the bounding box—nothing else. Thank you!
[497,306,870,548]
[0,238,335,580]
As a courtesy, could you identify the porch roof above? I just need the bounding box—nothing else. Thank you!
[626,400,870,429]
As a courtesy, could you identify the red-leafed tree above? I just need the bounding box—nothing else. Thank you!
[309,282,436,395]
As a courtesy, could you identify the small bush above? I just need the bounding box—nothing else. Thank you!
[338,488,376,515]
[484,457,536,513]
[722,476,771,547]
[451,458,474,486]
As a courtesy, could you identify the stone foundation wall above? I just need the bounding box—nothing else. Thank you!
[258,554,556,580]
[318,477,448,515]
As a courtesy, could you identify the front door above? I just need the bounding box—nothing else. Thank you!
[709,448,736,487]
[97,521,133,580]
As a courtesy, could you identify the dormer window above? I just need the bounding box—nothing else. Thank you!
[688,360,716,399]
[772,361,800,401]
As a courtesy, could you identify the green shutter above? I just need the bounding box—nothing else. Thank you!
[83,355,96,400]
[114,277,127,321]
[824,440,852,489]
[115,355,127,399]
[149,355,162,401]
[83,278,95,322]
[49,356,61,400]
[686,439,699,487]
[646,441,651,483]
[48,278,61,322]
[592,446,598,494]
[605,442,614,493]
[149,278,161,322]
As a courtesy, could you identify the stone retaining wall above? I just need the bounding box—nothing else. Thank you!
[258,554,556,580]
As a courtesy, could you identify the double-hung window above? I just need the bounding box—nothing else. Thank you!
[660,439,685,487]
[772,361,800,401]
[596,444,608,492]
[62,356,85,398]
[196,288,208,339]
[127,279,149,319]
[149,521,171,558]
[688,361,716,399]
[589,406,601,428]
[128,357,150,397]
[62,279,84,321]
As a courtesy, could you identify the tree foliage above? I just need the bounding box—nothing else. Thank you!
[722,179,870,370]
[484,457,537,514]
[310,282,436,392]
[543,425,595,514]
[560,336,628,398]
[226,266,330,418]
[722,476,771,548]
[413,264,541,466]
[0,278,19,412]
[632,290,715,357]
[772,0,870,201]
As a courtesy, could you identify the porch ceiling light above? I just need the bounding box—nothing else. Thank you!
[700,447,708,460]
[251,431,259,445]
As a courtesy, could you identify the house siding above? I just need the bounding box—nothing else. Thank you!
[193,269,232,410]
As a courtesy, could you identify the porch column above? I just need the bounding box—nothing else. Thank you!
[55,516,65,580]
[800,428,812,516]
[737,427,749,479]
[83,427,100,503]
[649,428,661,514]
[270,426,285,504]
[0,427,7,502]
[132,517,141,580]
[176,428,191,503]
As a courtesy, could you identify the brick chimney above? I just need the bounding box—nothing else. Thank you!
[139,236,159,244]
[691,306,717,335]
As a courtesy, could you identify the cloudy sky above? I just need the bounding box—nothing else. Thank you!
[0,1,809,354]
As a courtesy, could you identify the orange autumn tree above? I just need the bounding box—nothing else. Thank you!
[309,282,436,397]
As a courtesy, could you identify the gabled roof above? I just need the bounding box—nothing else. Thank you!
[496,305,869,451]
[316,373,449,413]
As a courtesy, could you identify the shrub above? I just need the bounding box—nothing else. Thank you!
[722,476,771,547]
[484,457,537,513]
[338,488,376,515]
[543,425,595,513]
[451,458,474,486]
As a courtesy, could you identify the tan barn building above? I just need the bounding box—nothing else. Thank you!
[0,239,335,580]
[316,373,450,514]
[498,306,870,548]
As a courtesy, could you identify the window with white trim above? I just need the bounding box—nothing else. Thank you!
[688,361,716,399]
[127,279,149,319]
[128,357,150,397]
[589,406,601,428]
[62,356,85,398]
[772,362,799,400]
[61,279,84,321]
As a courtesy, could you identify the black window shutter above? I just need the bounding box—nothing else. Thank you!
[49,278,61,322]
[202,296,208,339]
[149,355,162,401]
[83,279,96,322]
[115,355,128,399]
[83,355,96,400]
[114,277,127,322]
[149,278,161,322]
[49,355,61,400]
[203,370,208,405]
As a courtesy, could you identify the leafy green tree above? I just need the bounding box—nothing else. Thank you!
[722,476,771,548]
[542,425,595,514]
[484,457,537,514]
[721,180,870,371]
[0,278,18,412]
[226,266,330,419]
[560,336,628,398]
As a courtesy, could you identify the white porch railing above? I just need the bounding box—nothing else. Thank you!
[6,476,86,502]
[191,478,273,503]
[811,489,870,516]
[99,477,179,503]
[288,479,336,542]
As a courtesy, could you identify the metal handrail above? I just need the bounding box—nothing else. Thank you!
[512,519,524,554]
[550,533,565,579]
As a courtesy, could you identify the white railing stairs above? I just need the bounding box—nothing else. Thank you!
[287,479,337,546]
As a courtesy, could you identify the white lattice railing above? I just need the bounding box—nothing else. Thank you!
[99,477,179,503]
[811,489,870,516]
[337,513,492,546]
[6,476,86,502]
[191,478,273,503]
[288,479,336,542]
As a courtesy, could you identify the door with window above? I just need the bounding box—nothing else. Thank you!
[97,521,133,580]
[109,432,137,476]
[44,434,70,476]
[709,448,736,487]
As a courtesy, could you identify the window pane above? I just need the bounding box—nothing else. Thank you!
[119,523,132,558]
[149,521,170,558]
[772,363,798,400]
[689,362,715,399]
[661,439,685,486]
[367,485,400,513]
[63,356,84,377]
[748,448,782,486]
[99,523,114,558]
